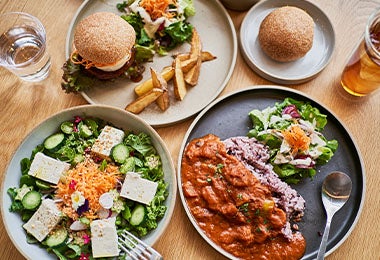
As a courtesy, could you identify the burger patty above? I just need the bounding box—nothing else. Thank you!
[83,47,136,80]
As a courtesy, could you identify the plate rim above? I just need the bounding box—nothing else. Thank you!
[240,0,336,84]
[1,104,177,259]
[64,0,238,127]
[177,85,366,259]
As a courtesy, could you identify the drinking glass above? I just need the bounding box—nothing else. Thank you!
[341,8,380,96]
[0,12,51,82]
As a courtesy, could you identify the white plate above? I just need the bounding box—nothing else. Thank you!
[65,0,237,127]
[240,0,335,84]
[1,105,177,260]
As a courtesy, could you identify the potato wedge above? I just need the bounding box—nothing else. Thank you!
[151,67,170,111]
[180,57,198,73]
[175,51,217,63]
[173,57,187,100]
[185,29,202,86]
[125,88,163,114]
[134,66,174,96]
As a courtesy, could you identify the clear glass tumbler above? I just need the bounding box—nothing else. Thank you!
[0,12,51,82]
[341,8,380,96]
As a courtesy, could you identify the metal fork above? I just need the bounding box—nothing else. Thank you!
[118,230,163,260]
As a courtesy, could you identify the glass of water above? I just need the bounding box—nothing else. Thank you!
[0,12,51,82]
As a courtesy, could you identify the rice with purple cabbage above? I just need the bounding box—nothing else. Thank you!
[223,136,305,238]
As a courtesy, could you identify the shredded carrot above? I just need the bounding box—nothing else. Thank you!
[55,157,122,220]
[282,125,311,155]
[70,50,124,70]
[140,0,177,20]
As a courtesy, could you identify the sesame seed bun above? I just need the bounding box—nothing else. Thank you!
[74,12,136,64]
[258,6,314,62]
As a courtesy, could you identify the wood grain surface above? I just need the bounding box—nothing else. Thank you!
[1,1,379,259]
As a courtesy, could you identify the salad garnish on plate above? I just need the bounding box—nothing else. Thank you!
[247,98,338,184]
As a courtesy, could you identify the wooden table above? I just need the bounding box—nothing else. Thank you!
[1,1,379,259]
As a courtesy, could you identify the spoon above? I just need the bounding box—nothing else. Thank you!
[316,171,352,260]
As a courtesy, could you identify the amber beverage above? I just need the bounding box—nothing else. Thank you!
[341,8,380,96]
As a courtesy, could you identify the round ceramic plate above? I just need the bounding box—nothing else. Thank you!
[240,0,335,84]
[65,0,237,127]
[178,86,365,259]
[1,105,177,260]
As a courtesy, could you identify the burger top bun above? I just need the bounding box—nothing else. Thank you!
[258,6,314,62]
[74,12,136,64]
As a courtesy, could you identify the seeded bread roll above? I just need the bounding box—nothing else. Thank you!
[258,6,314,62]
[74,12,136,65]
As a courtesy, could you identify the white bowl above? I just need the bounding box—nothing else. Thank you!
[1,105,176,260]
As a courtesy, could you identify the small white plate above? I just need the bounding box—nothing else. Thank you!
[240,0,335,84]
[66,0,237,127]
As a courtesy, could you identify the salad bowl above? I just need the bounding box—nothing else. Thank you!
[1,105,176,259]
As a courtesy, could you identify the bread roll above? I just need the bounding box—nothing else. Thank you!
[258,6,314,62]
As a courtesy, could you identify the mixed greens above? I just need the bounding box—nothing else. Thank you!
[117,0,195,59]
[7,116,168,260]
[247,98,338,184]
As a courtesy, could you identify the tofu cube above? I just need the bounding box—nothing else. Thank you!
[23,199,62,242]
[91,126,125,159]
[90,217,119,258]
[120,172,158,205]
[28,152,70,184]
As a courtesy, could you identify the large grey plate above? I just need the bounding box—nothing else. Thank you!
[178,86,365,259]
[65,0,237,127]
[240,0,335,84]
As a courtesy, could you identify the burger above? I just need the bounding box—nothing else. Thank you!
[61,12,141,93]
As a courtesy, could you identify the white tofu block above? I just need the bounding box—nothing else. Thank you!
[90,217,119,258]
[120,172,158,205]
[28,152,70,184]
[91,125,125,159]
[23,199,62,242]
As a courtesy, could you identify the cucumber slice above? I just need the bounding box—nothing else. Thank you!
[35,179,52,190]
[129,204,146,226]
[78,122,93,138]
[21,191,42,210]
[111,143,129,164]
[120,157,135,174]
[45,227,68,248]
[44,133,65,151]
[60,121,74,134]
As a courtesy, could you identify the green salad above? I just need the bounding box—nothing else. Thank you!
[247,98,338,184]
[7,116,168,260]
[117,0,195,60]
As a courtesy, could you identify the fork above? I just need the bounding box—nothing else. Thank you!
[118,230,163,260]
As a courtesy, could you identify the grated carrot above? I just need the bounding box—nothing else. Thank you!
[55,157,122,220]
[140,0,177,20]
[70,50,128,70]
[282,125,311,155]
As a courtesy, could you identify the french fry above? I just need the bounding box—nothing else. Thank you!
[173,57,187,100]
[125,88,163,114]
[134,66,174,96]
[151,67,170,111]
[185,29,202,86]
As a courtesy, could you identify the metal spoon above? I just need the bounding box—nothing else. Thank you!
[316,171,352,260]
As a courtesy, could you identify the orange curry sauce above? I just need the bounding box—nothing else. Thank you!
[181,134,305,260]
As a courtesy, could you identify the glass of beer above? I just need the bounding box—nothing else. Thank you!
[341,8,380,96]
[0,12,51,82]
